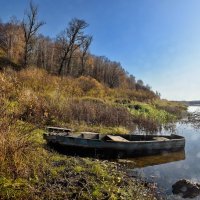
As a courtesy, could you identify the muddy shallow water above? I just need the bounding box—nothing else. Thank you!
[129,106,200,199]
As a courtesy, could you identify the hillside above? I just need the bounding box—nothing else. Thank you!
[0,13,158,99]
[0,67,185,132]
[0,3,187,199]
[0,67,186,199]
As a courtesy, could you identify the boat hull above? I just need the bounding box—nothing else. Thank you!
[44,134,185,158]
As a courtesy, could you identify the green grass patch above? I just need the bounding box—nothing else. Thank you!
[126,101,176,124]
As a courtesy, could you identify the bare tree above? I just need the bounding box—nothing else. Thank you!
[0,22,8,56]
[57,18,89,75]
[22,1,44,67]
[80,36,92,75]
[0,18,24,64]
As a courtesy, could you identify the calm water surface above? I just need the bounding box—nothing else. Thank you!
[130,106,200,198]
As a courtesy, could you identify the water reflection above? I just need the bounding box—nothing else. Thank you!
[131,106,200,197]
[135,122,177,135]
[125,150,185,168]
[181,106,200,129]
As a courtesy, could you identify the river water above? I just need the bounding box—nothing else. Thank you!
[129,106,200,199]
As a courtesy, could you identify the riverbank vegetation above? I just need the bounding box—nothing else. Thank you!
[0,118,155,199]
[0,2,187,199]
[0,68,186,132]
[0,67,186,199]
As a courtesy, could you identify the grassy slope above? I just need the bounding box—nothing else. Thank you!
[0,68,186,199]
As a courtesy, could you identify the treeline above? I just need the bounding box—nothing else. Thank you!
[0,2,157,98]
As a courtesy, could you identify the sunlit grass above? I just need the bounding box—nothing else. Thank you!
[0,68,185,199]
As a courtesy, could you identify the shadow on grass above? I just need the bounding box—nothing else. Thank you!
[0,57,22,71]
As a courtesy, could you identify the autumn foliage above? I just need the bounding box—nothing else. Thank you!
[0,3,187,200]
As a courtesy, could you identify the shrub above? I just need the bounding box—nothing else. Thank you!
[0,118,48,180]
[66,99,134,127]
[76,76,105,97]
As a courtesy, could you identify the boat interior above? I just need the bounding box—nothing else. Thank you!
[75,133,183,142]
[47,127,184,142]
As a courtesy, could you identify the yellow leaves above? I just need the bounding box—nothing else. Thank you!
[44,111,48,118]
[87,56,94,66]
[0,73,14,95]
[76,76,105,97]
[0,49,6,57]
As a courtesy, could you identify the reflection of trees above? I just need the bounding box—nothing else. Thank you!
[136,122,177,135]
[182,111,200,129]
[162,123,177,133]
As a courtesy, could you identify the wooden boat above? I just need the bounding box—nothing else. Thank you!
[44,127,185,158]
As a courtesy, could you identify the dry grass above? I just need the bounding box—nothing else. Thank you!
[0,68,185,199]
[0,118,48,180]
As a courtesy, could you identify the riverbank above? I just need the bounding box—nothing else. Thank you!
[0,68,186,199]
[0,125,156,199]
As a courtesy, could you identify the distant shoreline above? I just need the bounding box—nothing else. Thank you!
[174,101,200,106]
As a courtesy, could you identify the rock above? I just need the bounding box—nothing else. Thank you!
[172,179,200,198]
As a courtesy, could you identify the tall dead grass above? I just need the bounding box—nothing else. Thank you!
[0,99,48,180]
[66,98,133,127]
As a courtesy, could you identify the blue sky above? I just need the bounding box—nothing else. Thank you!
[1,0,200,100]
